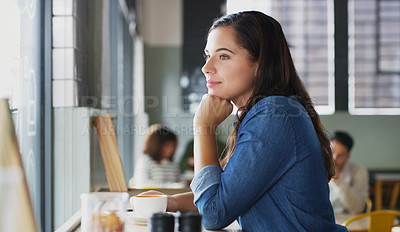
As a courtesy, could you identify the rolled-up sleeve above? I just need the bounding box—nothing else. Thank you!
[190,165,223,203]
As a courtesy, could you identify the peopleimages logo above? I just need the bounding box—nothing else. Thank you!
[81,122,233,137]
[79,94,320,135]
[81,95,206,118]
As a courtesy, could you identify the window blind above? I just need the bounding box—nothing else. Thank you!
[227,0,335,114]
[349,0,400,114]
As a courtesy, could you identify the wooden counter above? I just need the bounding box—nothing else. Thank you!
[56,188,242,232]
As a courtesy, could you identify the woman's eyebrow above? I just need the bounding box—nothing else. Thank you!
[216,48,236,54]
[204,48,236,54]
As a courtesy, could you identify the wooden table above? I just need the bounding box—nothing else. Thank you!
[58,208,369,232]
[63,189,380,232]
[125,220,242,232]
[60,212,369,232]
[375,173,400,210]
[56,210,242,232]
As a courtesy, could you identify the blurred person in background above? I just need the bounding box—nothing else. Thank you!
[132,124,185,188]
[329,131,369,213]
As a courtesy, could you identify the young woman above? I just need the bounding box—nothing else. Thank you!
[146,11,347,231]
[132,124,183,188]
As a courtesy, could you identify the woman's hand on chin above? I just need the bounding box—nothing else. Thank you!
[194,94,233,128]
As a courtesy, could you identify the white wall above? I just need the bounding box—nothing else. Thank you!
[53,107,108,228]
[141,0,182,46]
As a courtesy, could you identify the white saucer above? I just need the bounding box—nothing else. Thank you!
[126,212,148,225]
[130,221,147,226]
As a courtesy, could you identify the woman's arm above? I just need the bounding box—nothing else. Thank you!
[139,190,198,212]
[168,192,198,212]
[193,95,233,174]
[193,126,219,174]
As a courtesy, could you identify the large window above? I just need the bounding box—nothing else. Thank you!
[226,0,336,114]
[0,0,44,225]
[349,0,400,114]
[108,0,136,182]
[181,0,225,114]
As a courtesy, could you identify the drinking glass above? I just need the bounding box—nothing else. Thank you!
[81,192,129,232]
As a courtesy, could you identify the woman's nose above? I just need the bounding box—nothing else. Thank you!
[201,58,215,75]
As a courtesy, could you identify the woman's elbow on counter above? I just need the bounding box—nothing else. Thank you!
[199,206,231,230]
[201,218,227,231]
[195,192,232,230]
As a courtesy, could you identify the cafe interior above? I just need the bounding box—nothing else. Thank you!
[0,0,399,231]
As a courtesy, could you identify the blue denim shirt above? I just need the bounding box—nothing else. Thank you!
[190,96,348,232]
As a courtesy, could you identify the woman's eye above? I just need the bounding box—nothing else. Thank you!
[203,53,210,60]
[219,55,229,60]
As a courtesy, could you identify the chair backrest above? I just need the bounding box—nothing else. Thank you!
[0,99,39,232]
[93,114,128,192]
[366,197,373,212]
[344,210,400,232]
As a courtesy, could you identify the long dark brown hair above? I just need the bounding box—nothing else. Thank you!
[210,11,335,180]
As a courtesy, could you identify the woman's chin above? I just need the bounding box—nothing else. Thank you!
[207,90,225,99]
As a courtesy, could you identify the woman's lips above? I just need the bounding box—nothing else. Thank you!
[207,80,222,88]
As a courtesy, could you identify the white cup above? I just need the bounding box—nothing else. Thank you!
[130,194,168,218]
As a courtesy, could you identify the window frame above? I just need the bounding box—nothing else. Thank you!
[41,0,53,231]
[348,0,400,115]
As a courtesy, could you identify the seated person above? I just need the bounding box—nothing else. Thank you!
[132,124,184,188]
[329,131,369,213]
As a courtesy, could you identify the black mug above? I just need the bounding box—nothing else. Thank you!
[150,213,175,232]
[178,212,202,232]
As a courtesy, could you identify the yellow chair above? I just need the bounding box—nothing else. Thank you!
[366,197,373,212]
[343,210,400,232]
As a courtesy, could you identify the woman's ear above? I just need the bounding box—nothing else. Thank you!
[253,63,260,78]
